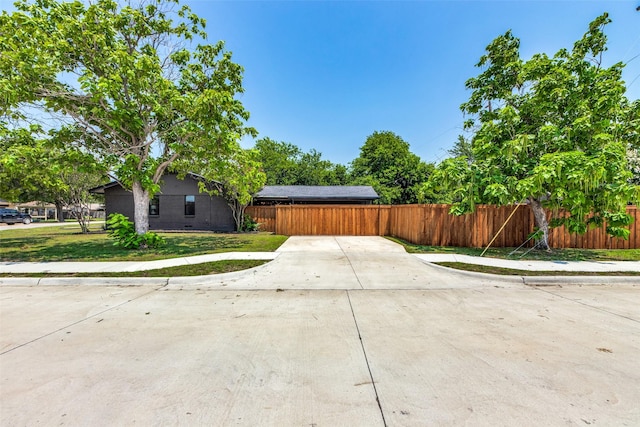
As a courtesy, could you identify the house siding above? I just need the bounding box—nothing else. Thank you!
[104,175,235,231]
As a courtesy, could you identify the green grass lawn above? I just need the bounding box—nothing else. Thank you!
[436,262,640,276]
[0,224,287,262]
[2,259,269,278]
[2,226,638,278]
[387,237,640,261]
[387,236,639,276]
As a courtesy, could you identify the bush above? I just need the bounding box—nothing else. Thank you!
[106,213,166,249]
[242,214,260,232]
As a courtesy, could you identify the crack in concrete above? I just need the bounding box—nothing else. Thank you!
[346,290,387,427]
[335,237,365,290]
[534,287,640,324]
[0,286,162,356]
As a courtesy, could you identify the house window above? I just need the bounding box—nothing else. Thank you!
[185,195,195,216]
[149,196,160,216]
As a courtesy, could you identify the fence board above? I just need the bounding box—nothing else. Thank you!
[245,206,276,232]
[246,204,639,249]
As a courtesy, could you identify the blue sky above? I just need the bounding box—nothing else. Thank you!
[185,0,640,166]
[1,0,638,165]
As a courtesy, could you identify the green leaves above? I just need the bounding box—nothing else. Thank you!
[351,131,433,204]
[435,14,638,245]
[2,0,253,234]
[254,138,348,186]
[193,146,266,231]
[106,213,166,249]
[0,124,108,207]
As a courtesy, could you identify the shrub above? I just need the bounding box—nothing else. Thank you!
[242,214,260,232]
[106,213,166,249]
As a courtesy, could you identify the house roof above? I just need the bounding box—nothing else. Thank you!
[88,181,122,194]
[89,173,215,194]
[254,185,379,202]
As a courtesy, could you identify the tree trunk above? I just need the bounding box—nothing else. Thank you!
[132,180,150,235]
[68,203,91,233]
[529,197,550,251]
[231,200,245,232]
[55,201,64,222]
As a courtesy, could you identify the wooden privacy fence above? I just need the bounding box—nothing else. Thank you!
[247,205,389,236]
[245,204,640,249]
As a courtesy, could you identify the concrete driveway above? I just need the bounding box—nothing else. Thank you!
[1,236,639,426]
[167,236,523,290]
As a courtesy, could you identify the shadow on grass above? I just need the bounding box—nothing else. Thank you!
[159,235,245,256]
[1,237,129,262]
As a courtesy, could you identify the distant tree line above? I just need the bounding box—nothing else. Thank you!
[254,131,436,205]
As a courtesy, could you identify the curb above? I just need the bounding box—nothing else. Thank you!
[420,260,640,287]
[166,258,277,288]
[417,259,525,285]
[523,276,640,286]
[0,277,170,287]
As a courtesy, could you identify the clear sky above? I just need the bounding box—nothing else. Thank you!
[1,0,637,165]
[185,0,640,166]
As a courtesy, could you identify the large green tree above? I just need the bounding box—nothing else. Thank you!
[626,99,640,184]
[296,149,348,185]
[427,14,638,249]
[254,138,303,185]
[1,0,253,236]
[0,126,108,232]
[351,131,433,204]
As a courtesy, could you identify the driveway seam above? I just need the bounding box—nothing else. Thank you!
[0,285,162,356]
[346,290,387,427]
[335,237,365,290]
[533,287,640,324]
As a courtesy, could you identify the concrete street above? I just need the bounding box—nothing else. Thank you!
[1,237,639,426]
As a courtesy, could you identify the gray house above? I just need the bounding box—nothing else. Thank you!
[91,174,236,231]
[92,177,380,231]
[253,185,379,205]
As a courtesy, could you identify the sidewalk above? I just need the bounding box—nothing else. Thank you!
[1,252,639,274]
[0,252,278,274]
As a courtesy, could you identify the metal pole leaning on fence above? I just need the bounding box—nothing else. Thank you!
[480,204,521,257]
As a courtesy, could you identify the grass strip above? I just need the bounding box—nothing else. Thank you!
[435,262,640,276]
[387,237,640,261]
[0,260,268,278]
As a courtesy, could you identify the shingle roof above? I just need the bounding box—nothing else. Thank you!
[255,185,379,201]
[88,181,122,194]
[89,173,219,194]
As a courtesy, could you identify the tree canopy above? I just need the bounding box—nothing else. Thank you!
[254,138,348,186]
[351,131,434,204]
[1,0,253,236]
[0,125,107,231]
[426,13,639,249]
[190,146,266,231]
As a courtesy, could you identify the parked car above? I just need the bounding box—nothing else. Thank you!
[0,208,32,225]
